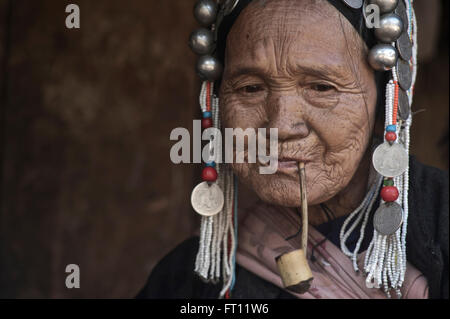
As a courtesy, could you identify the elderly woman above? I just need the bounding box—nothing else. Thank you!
[138,0,448,299]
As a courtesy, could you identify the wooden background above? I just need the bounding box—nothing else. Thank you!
[0,0,447,298]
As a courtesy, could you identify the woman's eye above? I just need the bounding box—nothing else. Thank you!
[303,82,339,108]
[310,83,335,92]
[240,85,264,93]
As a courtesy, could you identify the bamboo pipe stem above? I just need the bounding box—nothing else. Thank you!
[298,162,308,255]
[275,162,313,294]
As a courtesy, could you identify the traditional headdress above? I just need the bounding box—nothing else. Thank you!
[188,0,417,299]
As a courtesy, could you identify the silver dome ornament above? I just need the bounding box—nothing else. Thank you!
[369,0,399,14]
[194,0,219,26]
[189,28,215,55]
[374,13,403,43]
[196,55,223,81]
[368,44,398,71]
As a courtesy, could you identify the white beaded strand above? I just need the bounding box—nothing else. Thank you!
[339,173,383,271]
[210,94,223,282]
[350,175,383,271]
[219,168,236,298]
[340,191,373,257]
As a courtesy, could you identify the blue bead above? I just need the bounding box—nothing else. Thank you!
[386,125,396,132]
[206,161,216,167]
[203,111,212,118]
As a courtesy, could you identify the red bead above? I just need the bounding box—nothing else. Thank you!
[202,167,217,182]
[381,186,399,202]
[385,131,397,142]
[201,118,213,130]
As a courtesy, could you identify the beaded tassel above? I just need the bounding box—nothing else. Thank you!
[342,0,417,298]
[194,81,237,298]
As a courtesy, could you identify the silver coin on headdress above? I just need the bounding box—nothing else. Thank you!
[373,202,403,236]
[342,0,363,9]
[191,181,224,216]
[372,142,408,177]
[396,58,412,91]
[397,31,413,62]
[395,0,408,32]
[398,88,410,121]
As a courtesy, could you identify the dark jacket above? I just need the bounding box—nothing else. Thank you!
[137,157,449,299]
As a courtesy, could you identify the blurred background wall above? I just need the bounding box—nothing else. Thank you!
[0,0,447,298]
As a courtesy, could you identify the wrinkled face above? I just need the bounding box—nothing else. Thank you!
[219,0,378,207]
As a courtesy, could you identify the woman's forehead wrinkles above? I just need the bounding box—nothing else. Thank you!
[227,57,351,82]
[226,32,353,81]
[246,0,333,21]
[230,5,333,45]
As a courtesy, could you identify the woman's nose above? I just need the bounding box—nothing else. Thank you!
[266,94,310,141]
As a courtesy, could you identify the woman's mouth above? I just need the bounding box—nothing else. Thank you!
[258,156,311,175]
[278,160,298,168]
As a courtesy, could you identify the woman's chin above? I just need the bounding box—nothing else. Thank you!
[250,179,302,207]
[262,196,301,208]
[248,173,332,208]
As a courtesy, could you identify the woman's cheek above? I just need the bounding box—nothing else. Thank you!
[232,162,252,180]
[312,96,370,154]
[222,100,261,129]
